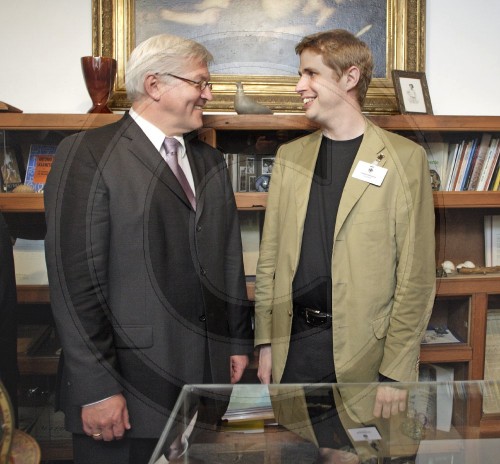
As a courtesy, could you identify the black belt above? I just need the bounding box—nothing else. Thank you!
[295,305,332,327]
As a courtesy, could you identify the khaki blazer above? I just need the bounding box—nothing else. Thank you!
[255,119,436,437]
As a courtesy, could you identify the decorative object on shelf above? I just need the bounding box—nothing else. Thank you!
[234,83,273,115]
[440,260,456,274]
[81,56,117,113]
[0,130,22,192]
[0,380,14,463]
[392,70,433,115]
[12,185,35,193]
[0,101,22,113]
[458,265,500,275]
[255,174,271,192]
[456,260,475,270]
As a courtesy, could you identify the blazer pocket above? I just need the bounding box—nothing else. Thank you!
[113,325,153,349]
[372,313,391,340]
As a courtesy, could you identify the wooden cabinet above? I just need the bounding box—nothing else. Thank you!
[2,113,500,458]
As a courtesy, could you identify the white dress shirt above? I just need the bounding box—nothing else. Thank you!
[129,108,196,193]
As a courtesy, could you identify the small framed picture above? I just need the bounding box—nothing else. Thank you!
[392,70,433,115]
[261,158,274,175]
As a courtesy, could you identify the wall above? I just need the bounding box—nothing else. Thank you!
[0,0,498,115]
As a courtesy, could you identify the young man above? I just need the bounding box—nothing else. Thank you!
[45,34,253,464]
[255,29,436,463]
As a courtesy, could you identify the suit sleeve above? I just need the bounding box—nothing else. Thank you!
[218,155,254,355]
[45,133,122,406]
[379,144,436,382]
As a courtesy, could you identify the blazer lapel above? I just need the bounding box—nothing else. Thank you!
[291,131,322,244]
[334,119,388,236]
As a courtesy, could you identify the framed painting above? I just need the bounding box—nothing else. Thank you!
[93,0,426,114]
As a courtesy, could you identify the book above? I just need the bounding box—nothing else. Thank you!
[408,365,436,437]
[445,141,464,191]
[453,138,477,191]
[425,142,449,191]
[12,239,48,285]
[222,384,274,424]
[491,216,500,266]
[467,133,492,190]
[485,215,493,266]
[224,153,239,192]
[477,138,500,190]
[24,144,57,192]
[429,364,454,432]
[490,153,500,190]
[240,213,260,276]
[421,328,462,344]
[483,215,500,266]
[483,308,500,414]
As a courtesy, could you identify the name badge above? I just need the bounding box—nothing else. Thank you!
[347,426,382,442]
[352,160,387,186]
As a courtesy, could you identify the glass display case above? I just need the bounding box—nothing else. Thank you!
[148,381,500,464]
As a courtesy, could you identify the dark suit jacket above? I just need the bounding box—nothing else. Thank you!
[0,213,18,413]
[44,114,253,437]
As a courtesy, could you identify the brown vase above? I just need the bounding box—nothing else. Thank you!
[81,56,117,113]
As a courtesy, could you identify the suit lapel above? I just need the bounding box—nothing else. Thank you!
[184,133,206,219]
[334,120,388,236]
[122,116,194,211]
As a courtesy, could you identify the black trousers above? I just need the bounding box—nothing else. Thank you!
[281,307,353,450]
[72,434,157,464]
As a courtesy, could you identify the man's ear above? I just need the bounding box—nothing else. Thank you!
[345,66,361,91]
[143,74,163,101]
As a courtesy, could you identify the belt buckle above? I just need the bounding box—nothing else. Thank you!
[304,308,327,327]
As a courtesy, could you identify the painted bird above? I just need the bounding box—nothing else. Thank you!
[234,82,273,114]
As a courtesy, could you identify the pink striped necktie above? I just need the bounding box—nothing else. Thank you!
[163,137,196,210]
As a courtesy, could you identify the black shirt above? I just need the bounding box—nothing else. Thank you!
[292,134,363,313]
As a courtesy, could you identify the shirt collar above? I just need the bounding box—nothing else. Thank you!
[129,108,186,157]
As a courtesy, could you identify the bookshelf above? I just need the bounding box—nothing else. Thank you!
[2,113,500,459]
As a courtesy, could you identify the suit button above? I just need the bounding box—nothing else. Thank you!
[196,225,202,232]
[200,267,207,276]
[199,315,206,322]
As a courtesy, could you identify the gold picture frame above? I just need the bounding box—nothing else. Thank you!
[93,0,426,114]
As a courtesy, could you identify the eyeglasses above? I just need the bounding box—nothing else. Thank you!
[162,73,213,91]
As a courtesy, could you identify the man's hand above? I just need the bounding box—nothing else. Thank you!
[230,355,249,384]
[82,393,131,441]
[373,385,407,419]
[257,344,272,384]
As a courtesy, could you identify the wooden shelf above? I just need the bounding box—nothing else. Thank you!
[17,285,50,304]
[434,191,500,209]
[436,274,500,296]
[2,113,500,133]
[4,191,500,213]
[202,114,500,132]
[18,354,59,376]
[5,113,500,442]
[37,439,73,461]
[420,343,473,363]
[0,193,44,212]
[0,112,120,130]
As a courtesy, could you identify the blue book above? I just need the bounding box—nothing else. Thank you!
[24,144,57,193]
